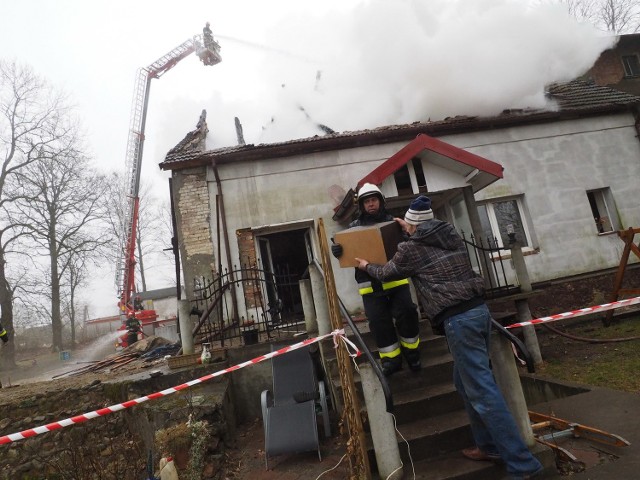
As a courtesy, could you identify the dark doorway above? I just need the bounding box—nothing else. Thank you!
[257,228,311,321]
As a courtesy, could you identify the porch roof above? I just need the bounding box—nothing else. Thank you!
[358,133,503,194]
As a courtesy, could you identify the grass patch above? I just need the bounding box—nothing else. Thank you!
[537,315,640,392]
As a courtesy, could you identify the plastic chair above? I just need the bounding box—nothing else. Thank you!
[260,343,331,469]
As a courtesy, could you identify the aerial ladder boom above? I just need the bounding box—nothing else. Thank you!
[116,29,221,316]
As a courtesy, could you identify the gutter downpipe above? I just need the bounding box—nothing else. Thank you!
[211,159,239,322]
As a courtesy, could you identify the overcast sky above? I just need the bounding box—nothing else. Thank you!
[2,0,615,319]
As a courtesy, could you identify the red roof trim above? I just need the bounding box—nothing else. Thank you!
[358,133,503,188]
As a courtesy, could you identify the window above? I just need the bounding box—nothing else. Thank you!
[411,157,427,188]
[393,156,427,195]
[587,188,620,234]
[477,196,532,250]
[393,164,413,196]
[622,55,640,77]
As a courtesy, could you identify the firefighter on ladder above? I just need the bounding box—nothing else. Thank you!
[331,183,421,376]
[0,321,8,344]
[203,22,214,48]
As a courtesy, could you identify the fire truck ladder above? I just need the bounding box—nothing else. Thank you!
[115,32,221,311]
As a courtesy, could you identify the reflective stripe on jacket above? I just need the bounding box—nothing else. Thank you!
[358,278,409,295]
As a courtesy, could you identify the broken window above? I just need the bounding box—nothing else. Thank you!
[587,187,620,234]
[477,196,533,250]
[622,54,640,77]
[392,156,427,195]
[393,164,414,196]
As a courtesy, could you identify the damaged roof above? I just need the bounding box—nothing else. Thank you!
[159,80,640,171]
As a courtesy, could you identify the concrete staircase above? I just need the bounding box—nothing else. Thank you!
[325,319,555,480]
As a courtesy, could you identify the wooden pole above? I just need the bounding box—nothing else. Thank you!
[317,218,371,479]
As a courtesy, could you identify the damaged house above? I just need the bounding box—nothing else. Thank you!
[160,78,640,336]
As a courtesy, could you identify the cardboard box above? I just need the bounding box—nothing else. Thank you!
[334,221,404,268]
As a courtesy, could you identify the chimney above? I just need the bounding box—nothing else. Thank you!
[235,117,246,145]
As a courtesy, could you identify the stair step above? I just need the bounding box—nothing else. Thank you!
[392,382,463,425]
[382,350,454,392]
[327,317,557,480]
[329,349,454,399]
[387,452,504,480]
[341,318,443,353]
[326,331,448,360]
[325,334,451,373]
[395,409,473,458]
[367,409,474,466]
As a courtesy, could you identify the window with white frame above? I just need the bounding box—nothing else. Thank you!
[587,187,620,234]
[477,196,532,250]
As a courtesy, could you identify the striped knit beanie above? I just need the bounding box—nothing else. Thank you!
[404,196,433,225]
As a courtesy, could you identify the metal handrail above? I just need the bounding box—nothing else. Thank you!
[491,319,535,373]
[461,233,515,298]
[312,259,394,412]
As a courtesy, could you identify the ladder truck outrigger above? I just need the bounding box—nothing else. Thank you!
[115,26,221,347]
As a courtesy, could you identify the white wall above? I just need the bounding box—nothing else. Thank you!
[459,113,640,281]
[205,112,640,316]
[151,296,177,321]
[85,319,121,341]
[211,143,407,315]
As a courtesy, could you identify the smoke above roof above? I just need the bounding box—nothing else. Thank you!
[199,0,617,147]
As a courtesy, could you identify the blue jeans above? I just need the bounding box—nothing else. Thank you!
[444,304,542,478]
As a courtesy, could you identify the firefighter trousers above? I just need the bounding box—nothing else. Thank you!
[361,285,419,358]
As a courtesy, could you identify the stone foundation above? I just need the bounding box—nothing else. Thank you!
[0,367,235,480]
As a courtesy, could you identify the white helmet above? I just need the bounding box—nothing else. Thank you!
[357,183,385,205]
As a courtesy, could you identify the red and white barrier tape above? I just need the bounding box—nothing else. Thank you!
[506,296,640,329]
[0,328,356,445]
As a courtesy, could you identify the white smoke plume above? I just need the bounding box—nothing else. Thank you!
[159,0,616,149]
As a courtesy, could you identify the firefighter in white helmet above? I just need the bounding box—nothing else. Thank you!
[331,183,420,376]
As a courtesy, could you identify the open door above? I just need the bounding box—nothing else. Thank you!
[255,228,311,322]
[258,236,280,314]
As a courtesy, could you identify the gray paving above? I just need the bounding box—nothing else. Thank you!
[530,385,640,479]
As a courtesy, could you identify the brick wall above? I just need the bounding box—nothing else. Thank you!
[178,170,213,258]
[173,172,264,313]
[590,49,624,86]
[236,228,262,310]
[173,168,216,300]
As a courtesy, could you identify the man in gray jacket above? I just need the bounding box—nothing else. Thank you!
[355,195,543,480]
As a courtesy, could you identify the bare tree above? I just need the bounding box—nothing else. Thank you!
[16,151,110,351]
[136,187,175,291]
[104,171,170,296]
[62,252,91,346]
[598,0,640,33]
[0,59,74,365]
[556,0,598,22]
[545,0,640,33]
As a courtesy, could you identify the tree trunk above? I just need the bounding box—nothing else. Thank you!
[0,248,16,368]
[50,234,63,352]
[69,270,76,347]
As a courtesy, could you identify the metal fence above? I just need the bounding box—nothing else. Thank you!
[191,261,306,349]
[460,231,519,299]
[187,232,518,349]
